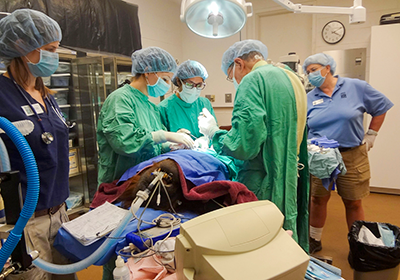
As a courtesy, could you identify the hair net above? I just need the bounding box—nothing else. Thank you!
[303,53,337,74]
[172,60,208,86]
[131,47,177,75]
[0,9,62,61]
[221,39,268,75]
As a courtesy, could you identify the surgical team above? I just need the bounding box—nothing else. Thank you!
[0,8,393,280]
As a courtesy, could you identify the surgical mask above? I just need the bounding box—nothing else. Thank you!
[26,49,59,77]
[308,67,328,88]
[233,65,239,90]
[146,75,171,97]
[180,87,201,104]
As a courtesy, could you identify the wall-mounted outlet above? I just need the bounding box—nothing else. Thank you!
[225,93,232,103]
[205,95,215,102]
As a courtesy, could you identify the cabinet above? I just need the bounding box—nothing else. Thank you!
[69,55,132,208]
[368,24,400,193]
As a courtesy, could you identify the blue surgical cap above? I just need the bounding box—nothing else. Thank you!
[221,39,268,75]
[0,9,62,61]
[172,60,208,86]
[303,53,337,74]
[131,47,177,75]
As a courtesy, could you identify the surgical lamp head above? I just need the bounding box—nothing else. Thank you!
[131,47,177,76]
[221,39,268,75]
[180,0,253,39]
[172,60,208,86]
[303,53,336,75]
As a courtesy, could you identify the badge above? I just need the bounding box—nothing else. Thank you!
[312,99,324,106]
[32,103,44,114]
[21,105,34,116]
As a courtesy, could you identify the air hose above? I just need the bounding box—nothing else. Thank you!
[0,117,40,269]
[0,116,144,274]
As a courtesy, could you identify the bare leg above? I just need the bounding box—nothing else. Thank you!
[310,194,331,228]
[342,198,364,231]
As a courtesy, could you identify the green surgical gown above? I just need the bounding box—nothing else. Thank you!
[97,84,165,185]
[158,94,216,138]
[212,61,309,251]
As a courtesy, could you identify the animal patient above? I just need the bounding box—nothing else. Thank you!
[115,159,222,214]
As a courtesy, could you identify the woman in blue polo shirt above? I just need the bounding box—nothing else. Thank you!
[303,53,393,254]
[0,9,76,279]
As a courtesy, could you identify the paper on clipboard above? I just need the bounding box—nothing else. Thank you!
[61,202,129,246]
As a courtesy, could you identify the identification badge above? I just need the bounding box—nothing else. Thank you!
[312,99,324,106]
[21,105,34,116]
[32,103,44,114]
[21,104,44,116]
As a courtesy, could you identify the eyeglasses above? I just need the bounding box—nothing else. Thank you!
[226,63,234,83]
[181,79,206,90]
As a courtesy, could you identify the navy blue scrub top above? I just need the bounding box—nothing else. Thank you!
[0,75,69,211]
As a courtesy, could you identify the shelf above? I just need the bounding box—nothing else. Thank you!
[59,104,71,108]
[69,172,83,178]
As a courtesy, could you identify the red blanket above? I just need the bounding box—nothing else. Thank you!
[90,161,257,209]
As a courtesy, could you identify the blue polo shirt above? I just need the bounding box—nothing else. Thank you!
[0,75,70,211]
[307,76,393,147]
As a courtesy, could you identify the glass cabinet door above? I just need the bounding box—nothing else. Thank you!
[71,56,107,204]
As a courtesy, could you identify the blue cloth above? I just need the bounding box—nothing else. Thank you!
[0,75,69,210]
[321,167,341,191]
[310,136,339,149]
[118,149,230,185]
[54,208,197,265]
[307,76,394,147]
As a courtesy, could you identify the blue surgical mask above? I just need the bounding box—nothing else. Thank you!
[233,65,239,90]
[308,68,327,87]
[179,87,201,104]
[26,49,59,77]
[147,75,171,97]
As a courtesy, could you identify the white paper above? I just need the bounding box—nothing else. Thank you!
[61,202,129,246]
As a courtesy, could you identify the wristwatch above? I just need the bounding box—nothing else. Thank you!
[366,129,378,136]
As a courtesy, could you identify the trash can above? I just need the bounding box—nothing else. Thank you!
[348,220,400,280]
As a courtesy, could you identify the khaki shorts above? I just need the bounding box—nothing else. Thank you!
[311,144,370,201]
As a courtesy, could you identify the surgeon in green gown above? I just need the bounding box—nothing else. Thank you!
[158,60,216,138]
[97,47,194,185]
[97,47,195,280]
[198,40,310,252]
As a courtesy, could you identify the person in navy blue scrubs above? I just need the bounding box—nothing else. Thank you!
[0,9,76,279]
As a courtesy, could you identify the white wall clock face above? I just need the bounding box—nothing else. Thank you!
[322,20,345,44]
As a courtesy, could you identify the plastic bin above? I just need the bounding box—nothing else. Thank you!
[55,62,71,73]
[51,74,70,87]
[348,220,400,280]
[53,89,69,106]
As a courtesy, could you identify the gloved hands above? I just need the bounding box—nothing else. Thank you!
[152,130,194,149]
[198,108,219,139]
[362,129,378,151]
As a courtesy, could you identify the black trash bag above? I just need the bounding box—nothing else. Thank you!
[348,220,400,272]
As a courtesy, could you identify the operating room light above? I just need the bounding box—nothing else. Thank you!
[180,0,253,39]
[181,0,366,39]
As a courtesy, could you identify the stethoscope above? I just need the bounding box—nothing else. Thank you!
[8,69,75,144]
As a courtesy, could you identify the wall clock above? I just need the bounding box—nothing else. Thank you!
[322,20,345,44]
